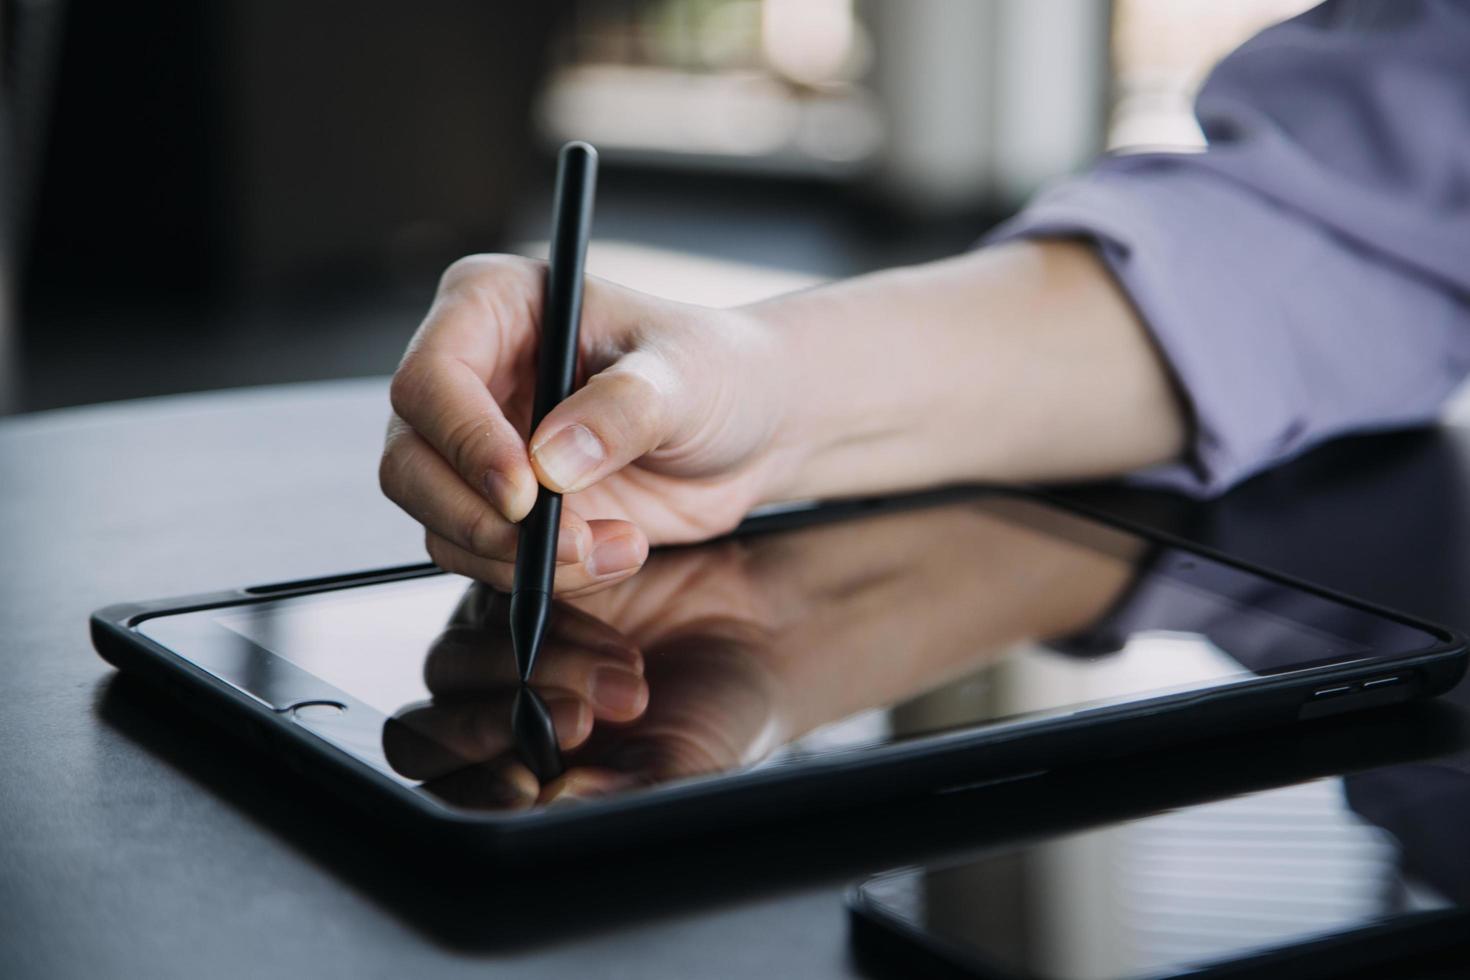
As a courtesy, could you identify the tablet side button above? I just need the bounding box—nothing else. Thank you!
[1299,674,1419,721]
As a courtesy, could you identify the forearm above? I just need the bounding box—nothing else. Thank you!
[752,239,1187,503]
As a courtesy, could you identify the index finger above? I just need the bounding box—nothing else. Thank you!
[388,255,544,522]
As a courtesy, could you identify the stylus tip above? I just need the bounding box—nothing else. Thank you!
[509,590,551,682]
[512,684,564,783]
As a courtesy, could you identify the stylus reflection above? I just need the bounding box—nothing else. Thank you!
[382,501,1142,810]
[511,684,564,782]
[381,584,646,809]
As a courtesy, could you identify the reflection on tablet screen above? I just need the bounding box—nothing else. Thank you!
[141,496,1436,812]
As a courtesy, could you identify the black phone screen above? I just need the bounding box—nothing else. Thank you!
[135,493,1443,811]
[854,775,1468,980]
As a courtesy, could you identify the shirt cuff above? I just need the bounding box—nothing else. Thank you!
[986,158,1470,497]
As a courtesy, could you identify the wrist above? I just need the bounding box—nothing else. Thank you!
[742,278,929,505]
[728,301,816,507]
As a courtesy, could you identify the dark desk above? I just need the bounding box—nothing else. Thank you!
[5,379,1470,978]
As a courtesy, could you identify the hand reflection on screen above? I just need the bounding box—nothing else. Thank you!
[384,500,1139,809]
[380,585,648,808]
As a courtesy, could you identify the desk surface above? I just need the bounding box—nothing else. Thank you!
[5,378,1470,979]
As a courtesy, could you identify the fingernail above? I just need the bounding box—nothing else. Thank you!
[556,522,588,562]
[591,666,647,716]
[588,535,646,578]
[484,470,525,520]
[532,424,604,492]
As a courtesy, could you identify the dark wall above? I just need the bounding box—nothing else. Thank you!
[24,1,560,309]
[26,0,220,303]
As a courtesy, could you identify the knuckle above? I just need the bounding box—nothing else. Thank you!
[377,445,401,500]
[443,412,495,485]
[378,424,420,505]
[439,253,541,296]
[427,530,511,591]
[388,359,430,419]
[460,504,510,559]
[438,254,493,292]
[424,531,454,571]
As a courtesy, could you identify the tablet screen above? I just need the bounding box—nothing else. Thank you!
[138,494,1440,811]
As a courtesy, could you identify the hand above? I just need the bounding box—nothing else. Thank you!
[543,499,1137,802]
[382,243,1186,597]
[383,498,1139,809]
[380,584,650,809]
[380,254,793,596]
[379,547,783,810]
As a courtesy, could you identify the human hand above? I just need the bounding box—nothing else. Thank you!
[379,585,649,808]
[379,549,782,809]
[379,255,794,596]
[380,497,1139,809]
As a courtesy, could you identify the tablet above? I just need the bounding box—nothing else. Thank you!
[91,488,1466,861]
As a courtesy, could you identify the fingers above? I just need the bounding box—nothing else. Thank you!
[387,255,544,522]
[382,420,589,565]
[420,759,541,811]
[425,519,649,597]
[384,694,592,781]
[423,623,648,722]
[432,595,641,681]
[388,357,538,523]
[537,767,640,806]
[535,738,709,806]
[529,351,676,494]
[383,580,652,798]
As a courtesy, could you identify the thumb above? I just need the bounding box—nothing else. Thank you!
[529,352,675,494]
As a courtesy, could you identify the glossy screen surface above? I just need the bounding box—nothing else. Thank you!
[137,495,1441,811]
[860,777,1462,980]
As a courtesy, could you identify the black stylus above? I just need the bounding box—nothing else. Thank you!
[510,141,598,686]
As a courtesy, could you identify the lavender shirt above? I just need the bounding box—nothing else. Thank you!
[989,0,1470,496]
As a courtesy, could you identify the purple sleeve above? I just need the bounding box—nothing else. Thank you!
[988,0,1470,496]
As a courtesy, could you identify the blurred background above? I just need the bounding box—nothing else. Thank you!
[2,0,1315,415]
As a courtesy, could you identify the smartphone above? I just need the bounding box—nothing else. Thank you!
[848,773,1470,980]
[91,488,1467,861]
